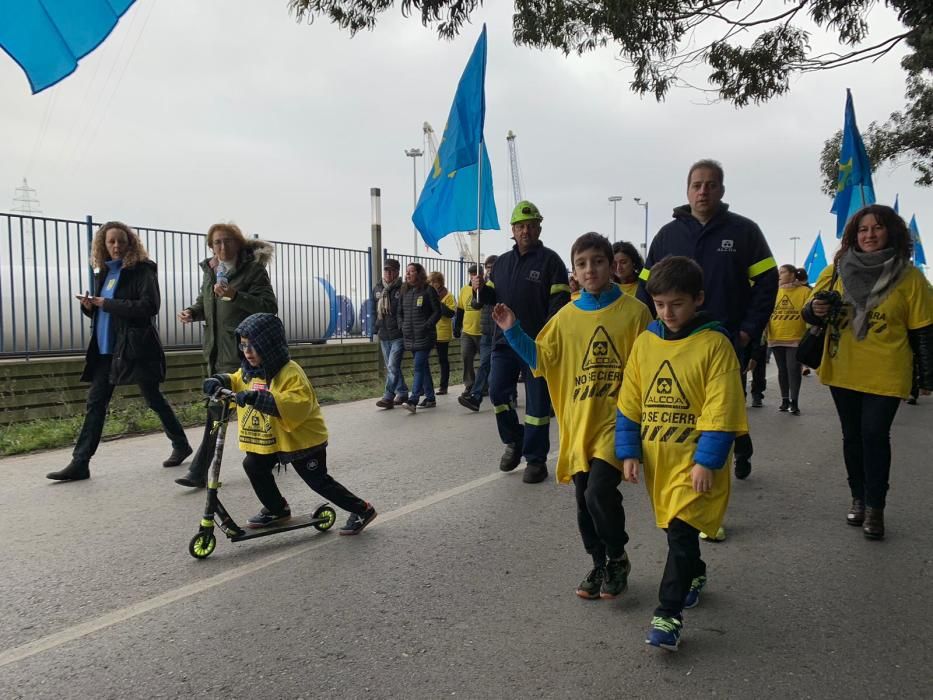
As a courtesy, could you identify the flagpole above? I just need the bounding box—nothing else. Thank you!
[474,140,483,303]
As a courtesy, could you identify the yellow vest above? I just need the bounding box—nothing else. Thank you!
[458,285,482,336]
[618,329,748,537]
[810,265,933,398]
[228,361,328,454]
[533,294,651,483]
[767,285,810,343]
[436,292,456,342]
[619,281,639,297]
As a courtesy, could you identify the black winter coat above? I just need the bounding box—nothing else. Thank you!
[399,284,442,351]
[81,259,166,386]
[373,280,404,341]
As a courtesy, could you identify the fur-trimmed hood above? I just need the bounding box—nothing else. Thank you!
[200,238,274,272]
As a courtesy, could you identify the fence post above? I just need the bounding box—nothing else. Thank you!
[85,215,94,293]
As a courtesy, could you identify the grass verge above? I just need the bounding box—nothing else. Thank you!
[0,379,385,457]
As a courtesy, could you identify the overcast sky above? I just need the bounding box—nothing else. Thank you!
[2,0,929,275]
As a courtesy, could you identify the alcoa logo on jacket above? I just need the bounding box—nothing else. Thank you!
[717,239,735,253]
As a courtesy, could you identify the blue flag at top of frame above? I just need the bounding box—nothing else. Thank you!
[412,25,499,253]
[831,89,876,238]
[803,233,828,281]
[909,215,926,267]
[0,0,137,94]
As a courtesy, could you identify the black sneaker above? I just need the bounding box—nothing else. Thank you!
[600,555,632,598]
[419,399,437,408]
[576,565,606,599]
[436,388,448,395]
[522,461,548,484]
[458,394,480,412]
[46,460,90,481]
[163,445,193,467]
[751,396,763,408]
[174,474,206,488]
[789,400,800,416]
[778,398,790,412]
[376,398,394,409]
[499,443,521,472]
[734,458,752,480]
[246,505,291,529]
[340,503,377,535]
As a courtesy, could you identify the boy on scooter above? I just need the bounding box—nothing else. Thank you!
[202,313,376,533]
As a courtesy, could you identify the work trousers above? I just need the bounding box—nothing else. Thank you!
[434,341,450,391]
[460,333,482,392]
[771,346,802,402]
[243,447,367,516]
[656,518,706,618]
[572,459,629,565]
[488,344,551,464]
[73,356,189,464]
[469,335,494,402]
[829,387,901,509]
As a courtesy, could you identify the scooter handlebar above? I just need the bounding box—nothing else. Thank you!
[210,387,237,402]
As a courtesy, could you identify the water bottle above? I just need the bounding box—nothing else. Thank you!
[216,262,230,301]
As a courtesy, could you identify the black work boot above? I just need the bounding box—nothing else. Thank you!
[163,445,193,467]
[522,461,548,483]
[47,460,90,481]
[847,498,865,526]
[778,398,790,412]
[863,507,885,540]
[499,443,521,472]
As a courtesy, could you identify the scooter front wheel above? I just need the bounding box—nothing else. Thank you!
[312,505,337,531]
[188,532,217,559]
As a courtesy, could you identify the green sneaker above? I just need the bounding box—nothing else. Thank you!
[575,565,605,600]
[699,526,727,542]
[600,554,632,598]
[684,574,707,609]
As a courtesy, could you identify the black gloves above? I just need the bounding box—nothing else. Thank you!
[235,390,260,407]
[202,377,223,396]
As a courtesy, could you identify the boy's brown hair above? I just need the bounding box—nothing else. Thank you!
[645,256,704,298]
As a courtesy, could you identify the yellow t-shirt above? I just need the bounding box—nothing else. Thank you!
[533,294,651,484]
[618,329,748,537]
[767,285,810,344]
[228,360,328,455]
[619,281,639,297]
[458,285,482,336]
[435,292,457,342]
[810,265,933,398]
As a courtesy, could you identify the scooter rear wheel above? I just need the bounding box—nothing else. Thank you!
[312,505,337,531]
[188,532,217,559]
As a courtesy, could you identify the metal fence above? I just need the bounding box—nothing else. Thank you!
[1,212,469,358]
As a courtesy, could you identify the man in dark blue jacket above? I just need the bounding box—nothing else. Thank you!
[638,160,778,481]
[473,201,571,483]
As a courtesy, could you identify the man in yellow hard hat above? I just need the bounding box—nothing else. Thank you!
[471,201,571,483]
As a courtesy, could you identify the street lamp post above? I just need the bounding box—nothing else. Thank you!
[405,148,423,256]
[608,195,623,243]
[790,236,801,266]
[634,198,649,256]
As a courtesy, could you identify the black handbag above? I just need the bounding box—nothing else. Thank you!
[796,268,838,369]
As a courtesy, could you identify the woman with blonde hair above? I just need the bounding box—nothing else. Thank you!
[47,222,191,481]
[804,205,933,539]
[427,270,457,396]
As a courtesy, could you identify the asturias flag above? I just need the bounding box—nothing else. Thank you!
[412,25,499,253]
[0,0,137,94]
[803,232,828,281]
[831,89,876,238]
[909,215,926,267]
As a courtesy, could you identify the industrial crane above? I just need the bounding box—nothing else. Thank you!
[506,130,524,209]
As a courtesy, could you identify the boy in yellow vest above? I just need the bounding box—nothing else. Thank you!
[202,313,376,534]
[492,232,651,599]
[616,256,747,651]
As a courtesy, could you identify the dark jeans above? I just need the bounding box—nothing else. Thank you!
[772,346,802,402]
[829,387,901,509]
[243,446,367,516]
[460,333,481,392]
[488,344,551,463]
[572,459,629,565]
[656,518,706,618]
[73,355,189,464]
[470,334,493,402]
[410,349,435,402]
[434,341,450,391]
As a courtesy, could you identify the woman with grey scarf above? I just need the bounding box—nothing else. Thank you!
[803,205,933,540]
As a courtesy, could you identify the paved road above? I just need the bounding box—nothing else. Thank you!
[0,373,930,699]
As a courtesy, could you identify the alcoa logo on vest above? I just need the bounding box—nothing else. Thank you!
[717,239,735,253]
[644,360,691,410]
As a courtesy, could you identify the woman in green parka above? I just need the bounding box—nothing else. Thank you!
[175,222,277,487]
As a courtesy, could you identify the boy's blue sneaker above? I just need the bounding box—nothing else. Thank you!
[646,615,683,651]
[684,575,707,609]
[339,503,377,535]
[246,505,291,529]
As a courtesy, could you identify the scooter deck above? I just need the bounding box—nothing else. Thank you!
[229,512,329,542]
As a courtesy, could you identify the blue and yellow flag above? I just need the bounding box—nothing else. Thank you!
[412,25,499,253]
[0,0,137,94]
[909,215,926,267]
[803,232,827,281]
[831,90,876,238]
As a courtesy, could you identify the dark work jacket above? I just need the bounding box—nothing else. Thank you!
[81,259,166,385]
[638,204,778,342]
[399,284,442,351]
[373,280,404,341]
[477,242,571,346]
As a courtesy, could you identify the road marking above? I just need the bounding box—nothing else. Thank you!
[0,467,524,669]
